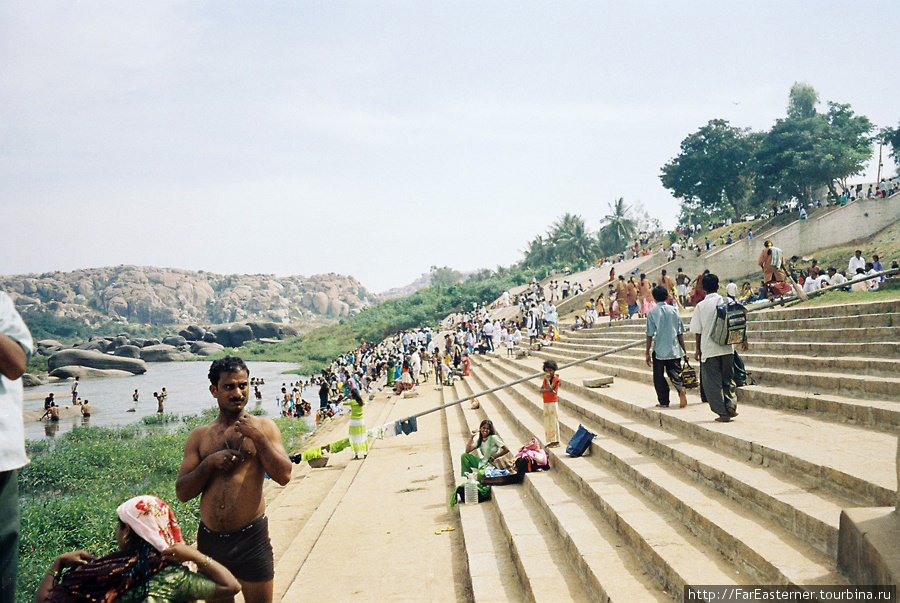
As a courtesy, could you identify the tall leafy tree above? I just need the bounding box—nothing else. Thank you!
[660,119,757,218]
[598,198,637,255]
[883,122,900,176]
[755,85,872,201]
[787,82,819,119]
[522,235,553,268]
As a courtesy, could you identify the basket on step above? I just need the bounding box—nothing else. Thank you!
[308,456,329,468]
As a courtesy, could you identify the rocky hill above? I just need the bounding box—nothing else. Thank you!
[0,266,376,330]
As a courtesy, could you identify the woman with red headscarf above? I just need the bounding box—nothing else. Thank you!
[34,495,240,603]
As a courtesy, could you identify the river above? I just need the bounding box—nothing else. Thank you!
[22,361,318,440]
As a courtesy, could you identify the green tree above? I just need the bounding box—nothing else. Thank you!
[549,214,598,264]
[883,122,900,176]
[755,88,872,202]
[429,266,463,288]
[522,235,554,268]
[597,198,637,255]
[660,119,757,218]
[787,82,819,119]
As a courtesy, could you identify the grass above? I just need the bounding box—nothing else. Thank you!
[16,410,311,602]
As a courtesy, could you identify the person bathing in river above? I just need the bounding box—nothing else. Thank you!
[33,495,240,603]
[176,357,292,603]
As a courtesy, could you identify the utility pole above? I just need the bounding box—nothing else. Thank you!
[876,135,883,183]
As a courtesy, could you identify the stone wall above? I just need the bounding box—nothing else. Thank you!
[648,193,900,285]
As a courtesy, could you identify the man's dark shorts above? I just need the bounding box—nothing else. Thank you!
[197,514,274,582]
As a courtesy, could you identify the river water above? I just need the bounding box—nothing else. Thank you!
[22,361,318,441]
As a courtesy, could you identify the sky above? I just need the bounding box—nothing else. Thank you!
[2,1,898,293]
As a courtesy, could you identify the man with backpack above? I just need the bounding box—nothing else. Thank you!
[689,273,749,422]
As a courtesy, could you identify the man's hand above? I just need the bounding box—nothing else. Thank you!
[234,414,265,442]
[645,351,652,366]
[694,349,701,362]
[206,449,244,472]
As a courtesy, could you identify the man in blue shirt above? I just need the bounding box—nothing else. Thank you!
[645,286,688,408]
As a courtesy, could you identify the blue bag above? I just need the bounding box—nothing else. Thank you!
[566,424,596,457]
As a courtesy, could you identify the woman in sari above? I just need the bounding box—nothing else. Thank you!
[347,388,368,459]
[460,419,512,477]
[35,495,239,603]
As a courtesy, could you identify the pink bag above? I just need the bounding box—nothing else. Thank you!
[514,438,548,466]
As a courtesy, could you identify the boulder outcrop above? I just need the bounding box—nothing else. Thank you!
[48,349,147,375]
[140,344,192,362]
[190,341,225,356]
[0,266,375,327]
[113,345,142,359]
[49,367,136,379]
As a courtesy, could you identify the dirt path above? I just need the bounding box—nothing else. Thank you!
[269,383,470,602]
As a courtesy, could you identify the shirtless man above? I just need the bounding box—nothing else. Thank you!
[176,356,292,603]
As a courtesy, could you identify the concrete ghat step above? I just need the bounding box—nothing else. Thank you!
[736,385,900,432]
[472,357,853,555]
[493,351,897,508]
[468,363,848,590]
[458,374,745,601]
[567,323,900,345]
[476,356,852,557]
[756,299,900,320]
[544,343,900,403]
[749,325,900,344]
[454,380,672,603]
[749,312,898,330]
[558,335,900,361]
[448,380,581,603]
[445,383,527,602]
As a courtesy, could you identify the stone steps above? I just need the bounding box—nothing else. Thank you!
[444,386,527,602]
[547,343,900,402]
[456,370,745,601]
[736,384,900,432]
[553,330,900,361]
[473,355,856,557]
[452,378,672,603]
[465,358,852,597]
[565,321,900,346]
[485,351,897,509]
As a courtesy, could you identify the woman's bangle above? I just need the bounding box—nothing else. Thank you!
[200,555,211,570]
[47,568,60,580]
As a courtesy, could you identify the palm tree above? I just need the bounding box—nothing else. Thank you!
[552,214,598,264]
[598,198,637,255]
[523,235,552,268]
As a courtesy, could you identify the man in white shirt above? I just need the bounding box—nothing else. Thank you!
[725,279,738,298]
[802,271,822,294]
[848,250,866,276]
[826,267,846,288]
[481,321,494,352]
[689,274,749,422]
[1,290,34,601]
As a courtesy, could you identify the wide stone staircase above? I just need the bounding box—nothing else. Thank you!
[448,298,899,601]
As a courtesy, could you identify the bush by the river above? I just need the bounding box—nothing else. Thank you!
[16,411,310,601]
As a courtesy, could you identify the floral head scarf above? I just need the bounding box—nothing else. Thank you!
[116,495,183,551]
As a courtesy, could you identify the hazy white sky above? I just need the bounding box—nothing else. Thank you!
[2,1,898,292]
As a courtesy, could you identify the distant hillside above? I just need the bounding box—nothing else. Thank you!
[379,272,434,300]
[0,266,377,331]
